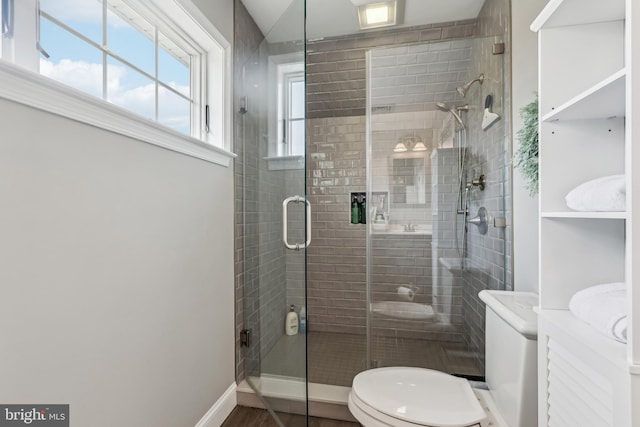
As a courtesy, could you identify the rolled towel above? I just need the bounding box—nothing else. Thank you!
[565,175,625,211]
[569,282,627,343]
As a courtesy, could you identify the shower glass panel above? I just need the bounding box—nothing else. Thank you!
[236,0,308,424]
[367,35,507,376]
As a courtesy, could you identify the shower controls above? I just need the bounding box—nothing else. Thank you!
[467,207,489,235]
[470,174,486,191]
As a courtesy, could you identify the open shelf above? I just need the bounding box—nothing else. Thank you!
[531,0,625,31]
[534,0,637,424]
[541,211,627,220]
[541,69,626,123]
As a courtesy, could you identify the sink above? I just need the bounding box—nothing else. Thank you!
[371,223,388,231]
[370,224,433,236]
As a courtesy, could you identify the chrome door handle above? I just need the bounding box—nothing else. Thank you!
[282,195,311,250]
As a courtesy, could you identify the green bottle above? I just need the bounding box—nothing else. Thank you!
[360,194,366,224]
[351,195,359,224]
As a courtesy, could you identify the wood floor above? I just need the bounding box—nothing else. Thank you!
[221,406,362,427]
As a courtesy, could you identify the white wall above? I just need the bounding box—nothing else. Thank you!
[0,3,236,426]
[511,0,546,293]
[193,0,234,42]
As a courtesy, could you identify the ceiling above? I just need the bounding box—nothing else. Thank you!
[241,0,486,42]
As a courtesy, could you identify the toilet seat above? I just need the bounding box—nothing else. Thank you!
[348,367,487,427]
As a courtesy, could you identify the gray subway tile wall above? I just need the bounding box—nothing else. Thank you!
[305,35,477,340]
[304,0,510,373]
[234,0,512,385]
[234,0,264,383]
[307,20,477,119]
[459,0,511,372]
[234,1,301,383]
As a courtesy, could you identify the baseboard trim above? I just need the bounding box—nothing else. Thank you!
[237,377,358,423]
[195,382,237,427]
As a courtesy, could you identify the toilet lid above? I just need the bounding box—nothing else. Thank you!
[351,367,486,427]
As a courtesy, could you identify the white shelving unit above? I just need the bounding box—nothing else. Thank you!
[533,0,639,426]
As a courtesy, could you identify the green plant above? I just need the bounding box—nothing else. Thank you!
[514,96,539,196]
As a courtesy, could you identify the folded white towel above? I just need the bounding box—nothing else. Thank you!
[565,175,626,211]
[569,282,627,343]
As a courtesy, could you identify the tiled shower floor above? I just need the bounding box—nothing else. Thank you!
[261,331,482,387]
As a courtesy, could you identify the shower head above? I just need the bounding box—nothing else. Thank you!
[457,73,485,97]
[436,101,465,129]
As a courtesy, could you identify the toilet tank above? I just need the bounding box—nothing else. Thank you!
[479,290,538,427]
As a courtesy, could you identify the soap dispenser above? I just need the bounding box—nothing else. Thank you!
[285,305,299,335]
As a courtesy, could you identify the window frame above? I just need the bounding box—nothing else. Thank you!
[0,0,234,166]
[266,52,305,170]
[283,71,305,156]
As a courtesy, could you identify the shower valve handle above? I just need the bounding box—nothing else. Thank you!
[466,207,488,235]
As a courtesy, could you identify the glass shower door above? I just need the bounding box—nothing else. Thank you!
[366,34,508,377]
[235,0,308,425]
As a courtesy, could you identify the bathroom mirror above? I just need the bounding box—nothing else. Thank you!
[389,152,431,208]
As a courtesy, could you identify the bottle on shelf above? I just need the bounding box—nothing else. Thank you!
[351,194,359,224]
[285,305,299,336]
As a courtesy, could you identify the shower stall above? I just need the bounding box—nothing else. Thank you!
[234,0,511,424]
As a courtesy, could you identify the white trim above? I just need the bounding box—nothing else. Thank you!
[168,0,234,153]
[0,60,236,166]
[194,382,237,427]
[247,375,351,405]
[264,155,305,170]
[267,52,304,158]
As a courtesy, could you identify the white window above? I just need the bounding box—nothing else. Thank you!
[281,69,305,156]
[266,53,305,169]
[0,0,232,165]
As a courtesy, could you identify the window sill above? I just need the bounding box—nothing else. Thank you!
[0,60,236,167]
[264,155,305,170]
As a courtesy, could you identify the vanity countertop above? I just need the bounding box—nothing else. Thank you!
[370,225,432,236]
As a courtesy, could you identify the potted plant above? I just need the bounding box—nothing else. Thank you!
[514,96,539,196]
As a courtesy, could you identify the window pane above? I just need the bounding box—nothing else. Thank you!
[107,57,155,121]
[39,19,103,99]
[158,32,190,94]
[107,5,154,77]
[290,119,305,156]
[159,87,190,135]
[40,0,103,44]
[290,80,305,119]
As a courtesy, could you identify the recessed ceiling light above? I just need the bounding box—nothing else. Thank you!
[357,1,399,30]
[365,4,390,25]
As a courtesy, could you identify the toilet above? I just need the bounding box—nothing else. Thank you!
[348,290,538,427]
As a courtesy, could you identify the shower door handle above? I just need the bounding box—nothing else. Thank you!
[282,195,311,251]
